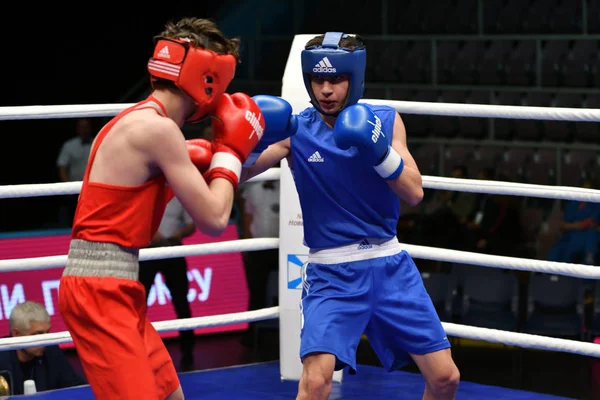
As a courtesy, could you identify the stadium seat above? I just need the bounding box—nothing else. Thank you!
[478,40,512,85]
[444,0,478,34]
[387,0,428,33]
[522,0,559,33]
[523,273,584,339]
[402,90,440,138]
[540,40,571,87]
[562,40,598,87]
[547,0,583,34]
[444,145,476,173]
[413,143,441,176]
[452,41,486,85]
[437,41,462,84]
[421,271,453,321]
[397,40,432,84]
[589,0,600,33]
[504,40,537,86]
[486,0,529,33]
[457,265,519,331]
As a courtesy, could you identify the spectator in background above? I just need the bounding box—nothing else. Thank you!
[547,178,600,265]
[466,169,524,257]
[427,165,478,251]
[139,197,197,371]
[56,118,94,227]
[0,301,86,395]
[239,174,280,345]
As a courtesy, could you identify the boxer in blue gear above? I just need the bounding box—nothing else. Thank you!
[242,32,460,400]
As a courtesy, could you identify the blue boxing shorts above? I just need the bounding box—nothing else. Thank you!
[299,237,450,374]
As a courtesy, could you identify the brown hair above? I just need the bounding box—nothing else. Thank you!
[155,17,242,62]
[304,34,365,51]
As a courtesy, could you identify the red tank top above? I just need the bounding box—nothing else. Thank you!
[72,96,174,248]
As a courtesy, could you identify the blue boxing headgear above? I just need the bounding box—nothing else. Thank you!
[301,32,366,116]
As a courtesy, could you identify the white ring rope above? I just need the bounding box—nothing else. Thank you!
[424,176,600,203]
[400,243,600,279]
[1,100,600,122]
[0,238,596,281]
[3,173,600,203]
[441,322,600,358]
[0,104,134,120]
[363,99,600,121]
[0,238,279,272]
[0,168,281,199]
[0,306,280,351]
[0,303,598,361]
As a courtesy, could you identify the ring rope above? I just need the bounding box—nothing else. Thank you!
[2,173,600,203]
[0,104,134,121]
[424,176,600,203]
[0,305,598,360]
[0,239,596,281]
[0,306,280,351]
[0,168,282,199]
[401,243,600,279]
[441,322,600,358]
[1,100,600,122]
[0,238,279,272]
[363,99,600,121]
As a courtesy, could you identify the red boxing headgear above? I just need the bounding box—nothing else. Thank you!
[147,37,237,123]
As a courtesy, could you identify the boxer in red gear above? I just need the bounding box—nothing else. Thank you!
[57,17,264,400]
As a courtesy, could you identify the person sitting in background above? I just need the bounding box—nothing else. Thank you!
[547,178,600,265]
[466,169,523,257]
[0,301,86,395]
[427,165,478,251]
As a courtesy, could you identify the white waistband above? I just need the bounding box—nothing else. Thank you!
[308,237,402,265]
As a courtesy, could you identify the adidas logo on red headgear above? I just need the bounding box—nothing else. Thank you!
[157,45,170,59]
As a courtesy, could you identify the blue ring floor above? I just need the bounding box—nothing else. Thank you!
[14,361,573,399]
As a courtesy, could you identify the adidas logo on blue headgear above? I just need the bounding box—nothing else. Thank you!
[301,32,367,116]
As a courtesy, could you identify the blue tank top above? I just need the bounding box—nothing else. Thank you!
[290,104,400,249]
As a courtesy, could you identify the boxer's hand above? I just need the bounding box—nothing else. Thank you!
[206,93,265,189]
[186,138,213,173]
[333,104,404,181]
[244,95,298,167]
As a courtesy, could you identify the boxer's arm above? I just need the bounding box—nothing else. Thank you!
[387,114,424,206]
[240,137,291,184]
[143,119,234,237]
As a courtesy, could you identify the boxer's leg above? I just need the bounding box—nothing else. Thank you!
[366,251,459,400]
[59,275,161,400]
[297,260,371,400]
[143,314,181,400]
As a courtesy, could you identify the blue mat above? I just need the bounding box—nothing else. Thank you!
[14,361,573,399]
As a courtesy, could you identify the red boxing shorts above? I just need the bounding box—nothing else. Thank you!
[58,240,179,400]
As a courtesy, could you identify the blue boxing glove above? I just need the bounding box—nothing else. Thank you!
[244,95,298,167]
[334,104,404,180]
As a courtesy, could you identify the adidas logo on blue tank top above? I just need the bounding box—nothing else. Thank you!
[357,239,372,250]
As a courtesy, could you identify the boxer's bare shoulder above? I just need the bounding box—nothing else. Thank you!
[89,110,183,186]
[125,111,184,154]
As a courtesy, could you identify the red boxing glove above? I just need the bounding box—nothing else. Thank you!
[186,138,213,173]
[205,93,264,189]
